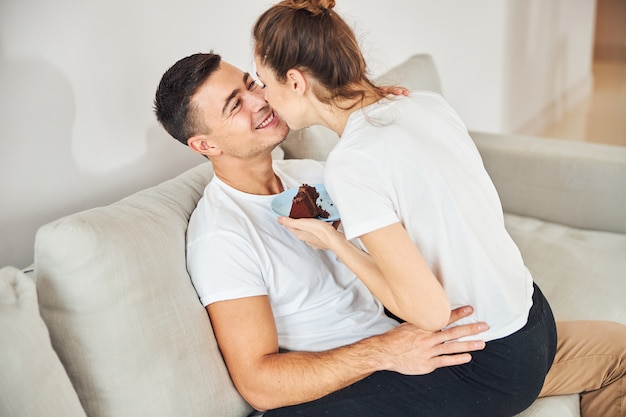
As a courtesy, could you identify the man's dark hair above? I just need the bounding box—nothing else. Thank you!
[154,53,222,145]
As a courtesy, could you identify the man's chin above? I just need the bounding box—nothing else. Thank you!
[276,135,287,147]
[276,124,290,141]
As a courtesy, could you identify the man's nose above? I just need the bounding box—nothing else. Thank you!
[247,89,268,111]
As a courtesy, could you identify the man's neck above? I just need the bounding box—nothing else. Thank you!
[212,155,283,196]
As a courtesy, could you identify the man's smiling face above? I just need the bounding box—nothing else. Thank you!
[189,61,289,159]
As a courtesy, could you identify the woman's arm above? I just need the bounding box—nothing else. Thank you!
[278,217,450,330]
[359,223,451,331]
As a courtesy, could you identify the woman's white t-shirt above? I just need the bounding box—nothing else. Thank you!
[324,92,533,342]
[187,159,397,352]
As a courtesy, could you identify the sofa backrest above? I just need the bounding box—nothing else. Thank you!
[471,131,626,234]
[35,162,253,417]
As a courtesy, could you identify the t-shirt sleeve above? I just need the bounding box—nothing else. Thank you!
[187,230,268,306]
[325,149,400,241]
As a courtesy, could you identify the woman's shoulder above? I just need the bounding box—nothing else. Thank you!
[367,91,449,118]
[406,90,448,107]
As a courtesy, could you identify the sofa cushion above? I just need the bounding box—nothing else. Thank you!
[515,395,580,417]
[34,162,252,417]
[0,266,87,417]
[472,131,626,234]
[375,53,443,95]
[505,213,626,324]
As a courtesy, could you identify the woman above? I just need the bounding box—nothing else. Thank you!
[252,1,557,416]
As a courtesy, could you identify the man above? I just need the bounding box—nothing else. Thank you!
[154,52,626,417]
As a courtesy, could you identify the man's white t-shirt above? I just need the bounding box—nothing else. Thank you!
[187,159,397,352]
[325,92,534,342]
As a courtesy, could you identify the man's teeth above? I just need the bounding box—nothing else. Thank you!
[257,112,275,129]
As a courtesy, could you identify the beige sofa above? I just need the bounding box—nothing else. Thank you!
[1,54,625,417]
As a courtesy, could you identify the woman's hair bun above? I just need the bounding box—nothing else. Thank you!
[282,0,336,16]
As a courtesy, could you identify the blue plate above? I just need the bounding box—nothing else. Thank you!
[271,184,340,222]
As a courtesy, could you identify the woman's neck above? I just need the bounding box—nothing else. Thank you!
[314,92,381,137]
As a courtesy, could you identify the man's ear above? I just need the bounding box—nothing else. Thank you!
[286,68,308,96]
[187,135,221,157]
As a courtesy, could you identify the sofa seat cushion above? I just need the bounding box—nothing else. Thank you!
[504,213,626,324]
[34,162,252,417]
[516,394,580,417]
[0,266,87,417]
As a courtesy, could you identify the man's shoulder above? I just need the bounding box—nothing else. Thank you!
[187,183,240,243]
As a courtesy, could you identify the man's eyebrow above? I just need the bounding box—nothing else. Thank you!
[221,72,251,116]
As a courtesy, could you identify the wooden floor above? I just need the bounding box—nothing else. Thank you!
[540,60,626,147]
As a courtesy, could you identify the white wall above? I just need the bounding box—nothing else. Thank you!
[504,0,597,133]
[0,0,595,268]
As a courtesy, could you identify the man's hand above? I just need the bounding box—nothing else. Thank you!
[373,306,487,375]
[380,86,410,96]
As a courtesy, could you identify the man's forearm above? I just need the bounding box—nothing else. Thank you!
[242,334,384,411]
[209,293,486,412]
[235,318,486,412]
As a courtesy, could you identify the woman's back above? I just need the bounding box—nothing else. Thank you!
[325,92,534,342]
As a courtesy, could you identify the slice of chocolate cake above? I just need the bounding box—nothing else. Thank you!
[289,184,330,219]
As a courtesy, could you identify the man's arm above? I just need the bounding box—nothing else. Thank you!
[207,295,487,412]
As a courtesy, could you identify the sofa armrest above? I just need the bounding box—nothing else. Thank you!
[470,131,626,234]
